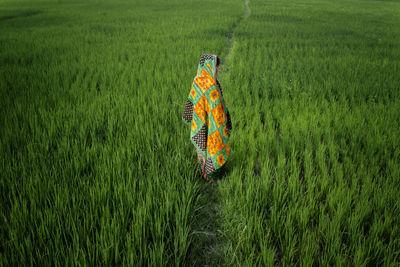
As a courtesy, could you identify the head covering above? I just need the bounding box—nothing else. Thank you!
[182,54,232,182]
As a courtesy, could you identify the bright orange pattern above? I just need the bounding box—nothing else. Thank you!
[216,154,225,166]
[183,54,231,181]
[223,125,229,137]
[207,130,224,156]
[192,120,197,131]
[194,101,205,123]
[194,69,215,92]
[190,88,197,98]
[210,89,219,102]
[211,103,226,128]
[202,95,211,115]
[194,95,209,123]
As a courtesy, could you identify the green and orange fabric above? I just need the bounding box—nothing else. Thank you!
[182,54,232,182]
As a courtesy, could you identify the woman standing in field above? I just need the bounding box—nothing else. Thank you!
[182,54,232,182]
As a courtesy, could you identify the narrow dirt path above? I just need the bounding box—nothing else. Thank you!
[186,1,251,266]
[223,0,250,64]
[244,0,251,18]
[186,182,224,266]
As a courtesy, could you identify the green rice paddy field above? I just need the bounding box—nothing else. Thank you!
[1,0,400,265]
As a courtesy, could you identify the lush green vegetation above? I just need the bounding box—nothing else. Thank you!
[1,0,399,265]
[221,0,400,265]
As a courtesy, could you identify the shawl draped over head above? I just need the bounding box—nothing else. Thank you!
[182,54,232,182]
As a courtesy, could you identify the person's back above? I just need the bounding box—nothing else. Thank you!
[182,54,232,182]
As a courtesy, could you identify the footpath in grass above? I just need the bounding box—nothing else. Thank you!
[186,182,225,266]
[0,0,244,265]
[186,1,251,266]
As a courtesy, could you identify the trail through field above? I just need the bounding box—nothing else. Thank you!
[223,0,250,65]
[187,1,251,266]
[244,0,250,18]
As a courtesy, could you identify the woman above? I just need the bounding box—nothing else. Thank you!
[182,54,232,182]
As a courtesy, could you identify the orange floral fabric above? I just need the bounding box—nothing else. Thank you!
[182,54,232,181]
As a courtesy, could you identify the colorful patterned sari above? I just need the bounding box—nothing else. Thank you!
[182,54,232,182]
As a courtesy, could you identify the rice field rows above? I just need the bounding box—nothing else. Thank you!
[1,0,399,265]
[221,0,400,265]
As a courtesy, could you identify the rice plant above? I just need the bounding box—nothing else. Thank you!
[1,0,399,265]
